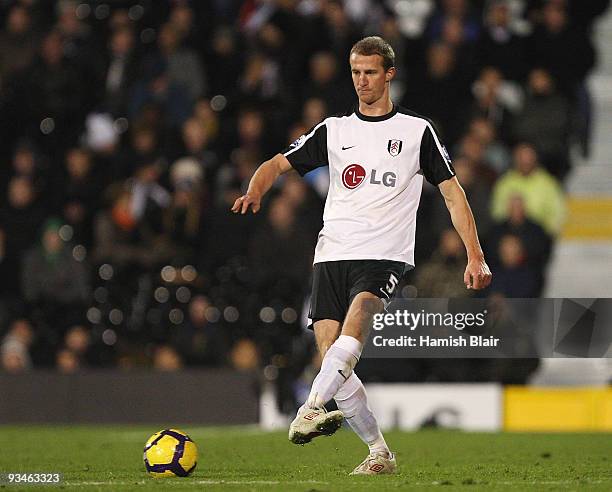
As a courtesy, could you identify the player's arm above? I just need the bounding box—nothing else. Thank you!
[231,153,293,214]
[232,120,328,214]
[438,177,492,290]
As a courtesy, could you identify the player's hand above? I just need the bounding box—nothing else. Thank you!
[231,193,261,214]
[464,256,492,290]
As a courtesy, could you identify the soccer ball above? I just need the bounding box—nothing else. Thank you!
[143,429,198,478]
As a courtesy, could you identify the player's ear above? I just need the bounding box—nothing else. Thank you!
[386,67,396,82]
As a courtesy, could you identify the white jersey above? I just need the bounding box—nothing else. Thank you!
[282,105,455,267]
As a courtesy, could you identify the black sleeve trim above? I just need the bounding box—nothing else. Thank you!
[281,122,329,176]
[419,123,455,186]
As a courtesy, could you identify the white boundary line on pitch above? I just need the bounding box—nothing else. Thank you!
[62,479,610,487]
[63,479,330,486]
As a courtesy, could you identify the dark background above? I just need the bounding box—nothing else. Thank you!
[1,0,609,414]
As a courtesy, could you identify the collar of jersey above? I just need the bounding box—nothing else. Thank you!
[355,104,398,122]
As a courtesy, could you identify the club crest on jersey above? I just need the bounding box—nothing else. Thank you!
[342,164,366,189]
[387,139,402,157]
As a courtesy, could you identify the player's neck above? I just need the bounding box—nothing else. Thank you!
[358,97,394,118]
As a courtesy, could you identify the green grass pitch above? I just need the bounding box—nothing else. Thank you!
[0,425,611,490]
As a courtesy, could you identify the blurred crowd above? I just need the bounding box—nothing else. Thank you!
[0,0,609,397]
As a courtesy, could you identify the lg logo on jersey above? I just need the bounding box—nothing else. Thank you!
[341,164,397,189]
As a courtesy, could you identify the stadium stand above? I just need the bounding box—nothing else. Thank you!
[0,1,610,403]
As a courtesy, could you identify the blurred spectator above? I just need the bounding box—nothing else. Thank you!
[438,13,478,82]
[203,173,257,274]
[512,68,571,180]
[207,26,244,98]
[491,143,565,235]
[153,344,183,371]
[21,217,90,307]
[1,140,48,204]
[279,173,324,239]
[167,2,200,50]
[0,4,38,82]
[301,97,328,130]
[230,338,260,372]
[231,108,271,159]
[52,147,100,247]
[477,0,528,81]
[454,133,498,185]
[55,0,95,70]
[18,29,87,148]
[414,229,471,298]
[56,348,79,373]
[114,123,159,181]
[249,195,314,304]
[64,325,92,364]
[163,158,207,263]
[92,185,172,271]
[402,42,468,144]
[527,0,598,157]
[180,116,220,182]
[128,158,171,232]
[83,112,120,156]
[98,26,139,116]
[426,0,481,44]
[467,117,511,174]
[129,66,192,129]
[467,66,520,141]
[171,295,229,366]
[319,0,361,65]
[302,51,353,114]
[192,99,220,149]
[527,1,595,98]
[485,195,552,295]
[0,177,46,290]
[488,234,539,298]
[147,22,205,101]
[237,51,284,108]
[1,319,34,373]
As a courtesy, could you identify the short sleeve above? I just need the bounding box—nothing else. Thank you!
[419,124,455,185]
[282,122,329,176]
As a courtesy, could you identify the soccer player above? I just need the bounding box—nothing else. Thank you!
[232,36,492,475]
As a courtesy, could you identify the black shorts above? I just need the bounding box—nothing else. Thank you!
[308,259,408,329]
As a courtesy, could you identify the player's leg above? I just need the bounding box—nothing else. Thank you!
[335,371,396,474]
[336,293,391,454]
[337,291,397,474]
[305,310,366,409]
[313,318,342,357]
[288,319,345,444]
[298,318,342,411]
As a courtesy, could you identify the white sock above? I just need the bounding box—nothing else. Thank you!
[306,335,362,409]
[334,372,390,456]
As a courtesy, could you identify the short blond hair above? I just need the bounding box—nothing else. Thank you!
[350,36,395,71]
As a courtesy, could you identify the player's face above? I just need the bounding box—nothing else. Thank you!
[350,53,395,104]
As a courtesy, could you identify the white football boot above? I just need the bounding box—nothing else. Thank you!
[349,451,397,475]
[288,407,344,445]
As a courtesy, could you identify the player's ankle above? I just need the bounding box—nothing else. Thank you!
[368,438,391,457]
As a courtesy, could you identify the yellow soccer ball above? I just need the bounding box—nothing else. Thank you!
[143,429,198,478]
